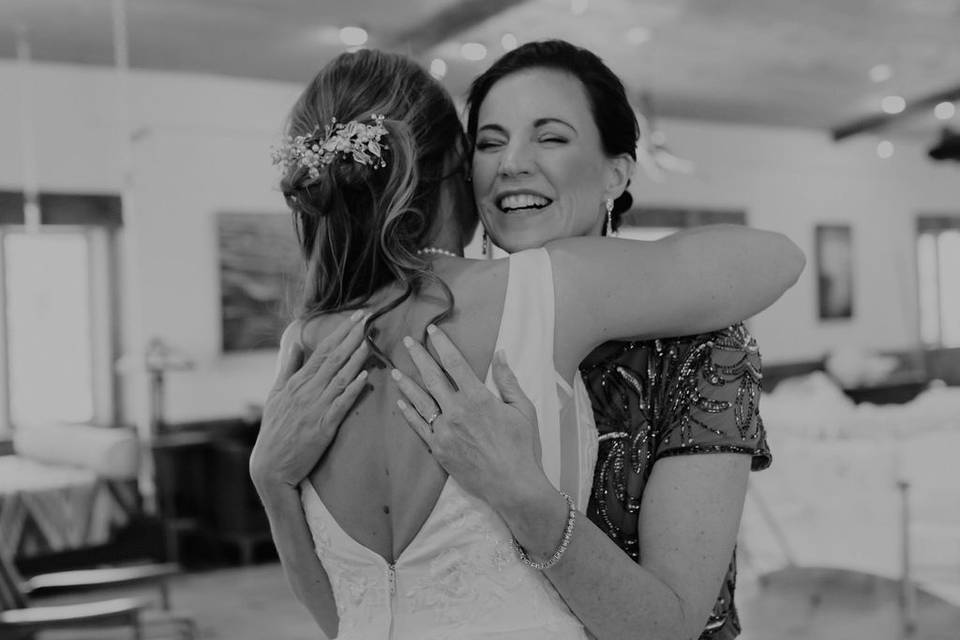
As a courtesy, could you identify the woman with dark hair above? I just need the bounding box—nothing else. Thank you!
[438,39,768,639]
[251,44,803,639]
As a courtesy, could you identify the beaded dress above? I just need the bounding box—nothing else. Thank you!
[580,323,769,640]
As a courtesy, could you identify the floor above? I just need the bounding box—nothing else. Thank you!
[738,567,960,640]
[152,562,960,640]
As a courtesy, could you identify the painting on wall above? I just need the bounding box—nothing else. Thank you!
[218,212,301,352]
[815,224,854,320]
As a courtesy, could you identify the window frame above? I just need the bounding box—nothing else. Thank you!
[916,214,960,349]
[0,192,121,438]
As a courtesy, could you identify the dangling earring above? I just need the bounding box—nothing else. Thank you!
[605,198,616,237]
[482,230,490,256]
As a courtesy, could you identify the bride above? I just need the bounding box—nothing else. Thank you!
[253,48,803,639]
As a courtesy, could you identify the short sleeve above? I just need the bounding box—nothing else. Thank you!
[653,324,771,471]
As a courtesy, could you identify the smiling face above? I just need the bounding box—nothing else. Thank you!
[472,68,626,252]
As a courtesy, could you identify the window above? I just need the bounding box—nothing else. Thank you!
[917,215,960,347]
[4,230,95,426]
[0,193,120,438]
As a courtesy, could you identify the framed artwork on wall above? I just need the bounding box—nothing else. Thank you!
[217,212,301,352]
[815,224,854,320]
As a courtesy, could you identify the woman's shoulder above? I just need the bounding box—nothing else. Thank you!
[290,312,355,352]
[580,324,770,468]
[436,257,510,302]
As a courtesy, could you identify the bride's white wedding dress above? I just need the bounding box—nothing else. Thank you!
[301,248,598,639]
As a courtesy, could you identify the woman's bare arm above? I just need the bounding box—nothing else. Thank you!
[498,455,749,640]
[257,484,340,638]
[548,226,804,373]
[393,326,755,640]
[249,313,372,637]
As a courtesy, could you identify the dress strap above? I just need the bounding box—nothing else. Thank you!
[487,248,584,499]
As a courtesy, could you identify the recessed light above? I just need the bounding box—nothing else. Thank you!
[430,58,447,79]
[626,27,651,45]
[869,64,892,83]
[877,140,894,159]
[881,95,906,114]
[934,101,956,120]
[501,33,518,51]
[339,26,368,47]
[461,42,487,61]
[571,0,589,15]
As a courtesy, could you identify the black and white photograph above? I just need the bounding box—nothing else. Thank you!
[0,2,959,639]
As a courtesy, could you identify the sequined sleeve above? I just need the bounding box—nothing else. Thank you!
[653,324,770,470]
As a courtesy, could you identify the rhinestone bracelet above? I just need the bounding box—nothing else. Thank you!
[513,491,576,571]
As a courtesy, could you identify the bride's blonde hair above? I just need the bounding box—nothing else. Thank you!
[277,49,475,363]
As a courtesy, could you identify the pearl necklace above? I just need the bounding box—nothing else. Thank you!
[417,247,460,258]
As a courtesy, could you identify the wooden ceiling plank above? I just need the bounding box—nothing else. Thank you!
[382,0,527,55]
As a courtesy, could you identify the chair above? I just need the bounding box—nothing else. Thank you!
[0,553,196,639]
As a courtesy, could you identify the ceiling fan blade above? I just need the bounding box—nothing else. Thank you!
[831,82,960,141]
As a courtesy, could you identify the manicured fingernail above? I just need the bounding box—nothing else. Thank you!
[397,399,408,410]
[357,370,368,381]
[390,369,401,381]
[350,309,364,321]
[426,324,437,335]
[403,336,414,348]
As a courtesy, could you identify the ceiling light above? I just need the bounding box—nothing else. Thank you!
[339,26,367,47]
[881,95,906,114]
[626,27,651,45]
[934,101,956,120]
[501,33,518,51]
[877,140,894,159]
[430,58,447,79]
[571,0,589,15]
[869,64,892,83]
[461,42,487,61]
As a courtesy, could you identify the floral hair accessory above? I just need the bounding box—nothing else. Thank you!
[272,114,388,182]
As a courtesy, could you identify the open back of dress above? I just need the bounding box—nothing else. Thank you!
[300,248,597,639]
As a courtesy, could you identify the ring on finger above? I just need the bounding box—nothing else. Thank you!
[424,410,441,427]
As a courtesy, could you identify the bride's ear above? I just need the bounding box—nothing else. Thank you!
[604,153,635,201]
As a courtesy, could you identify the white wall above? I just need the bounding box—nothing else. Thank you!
[0,61,300,425]
[633,120,959,363]
[1,60,956,424]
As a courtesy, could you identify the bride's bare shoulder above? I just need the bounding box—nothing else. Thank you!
[295,311,354,352]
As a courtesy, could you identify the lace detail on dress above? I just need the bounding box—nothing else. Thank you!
[402,488,525,628]
[301,487,387,637]
[302,478,589,640]
[305,503,332,553]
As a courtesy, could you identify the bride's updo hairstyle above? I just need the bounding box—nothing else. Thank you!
[465,40,638,234]
[277,50,472,361]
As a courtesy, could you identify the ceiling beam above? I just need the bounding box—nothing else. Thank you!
[831,83,960,141]
[381,0,527,55]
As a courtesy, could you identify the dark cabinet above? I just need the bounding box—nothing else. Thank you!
[152,421,273,566]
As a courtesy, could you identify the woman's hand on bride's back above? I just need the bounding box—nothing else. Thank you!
[249,313,370,495]
[392,325,546,512]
